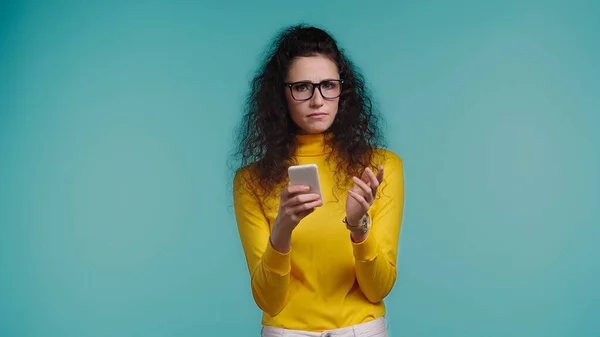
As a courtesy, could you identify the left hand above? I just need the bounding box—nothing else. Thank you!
[346,166,384,227]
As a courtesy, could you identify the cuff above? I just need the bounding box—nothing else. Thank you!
[262,241,292,275]
[352,231,379,261]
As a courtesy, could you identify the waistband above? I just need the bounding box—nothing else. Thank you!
[261,316,388,337]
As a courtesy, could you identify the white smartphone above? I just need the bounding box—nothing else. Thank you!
[288,164,322,196]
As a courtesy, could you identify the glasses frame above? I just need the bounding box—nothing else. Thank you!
[284,79,344,101]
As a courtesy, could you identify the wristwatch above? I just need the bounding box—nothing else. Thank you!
[343,213,371,234]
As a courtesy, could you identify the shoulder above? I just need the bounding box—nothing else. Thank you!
[233,162,269,199]
[373,148,404,199]
[374,148,403,170]
[233,160,260,182]
[233,163,258,195]
[233,164,251,184]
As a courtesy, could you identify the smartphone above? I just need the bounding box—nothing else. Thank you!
[288,164,322,196]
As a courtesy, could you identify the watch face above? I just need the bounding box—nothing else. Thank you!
[345,214,372,233]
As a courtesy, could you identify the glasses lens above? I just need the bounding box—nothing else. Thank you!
[320,80,341,98]
[291,83,314,100]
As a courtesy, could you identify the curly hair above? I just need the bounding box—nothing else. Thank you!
[232,24,386,201]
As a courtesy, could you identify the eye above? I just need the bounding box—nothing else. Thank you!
[322,81,338,89]
[293,83,310,92]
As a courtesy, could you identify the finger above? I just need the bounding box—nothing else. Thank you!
[365,168,380,192]
[283,184,311,197]
[376,166,384,183]
[352,176,374,203]
[295,207,316,220]
[361,168,372,186]
[348,190,370,211]
[286,193,321,207]
[290,198,323,214]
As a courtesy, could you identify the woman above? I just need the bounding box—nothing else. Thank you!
[232,24,404,337]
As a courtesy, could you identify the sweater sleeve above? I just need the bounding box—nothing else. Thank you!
[233,170,291,317]
[352,152,405,303]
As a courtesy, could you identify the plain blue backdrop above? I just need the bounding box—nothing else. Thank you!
[1,1,598,336]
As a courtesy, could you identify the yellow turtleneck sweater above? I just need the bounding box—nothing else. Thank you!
[233,133,404,331]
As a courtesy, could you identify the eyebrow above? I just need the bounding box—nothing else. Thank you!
[287,78,341,83]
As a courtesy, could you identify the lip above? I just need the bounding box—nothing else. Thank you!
[307,112,328,118]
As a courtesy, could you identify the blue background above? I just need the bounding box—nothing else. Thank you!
[1,1,598,336]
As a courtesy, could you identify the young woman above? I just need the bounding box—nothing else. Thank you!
[232,24,404,337]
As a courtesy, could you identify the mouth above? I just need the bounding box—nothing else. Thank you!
[307,112,328,119]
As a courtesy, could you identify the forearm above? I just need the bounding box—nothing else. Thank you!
[250,227,293,316]
[348,152,403,303]
[270,221,293,254]
[352,233,397,303]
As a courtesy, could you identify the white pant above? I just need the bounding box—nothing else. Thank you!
[261,317,388,337]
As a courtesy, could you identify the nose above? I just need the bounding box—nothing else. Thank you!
[309,86,324,107]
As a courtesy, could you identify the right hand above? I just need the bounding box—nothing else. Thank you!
[270,184,322,253]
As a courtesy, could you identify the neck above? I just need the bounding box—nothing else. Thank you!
[295,132,331,157]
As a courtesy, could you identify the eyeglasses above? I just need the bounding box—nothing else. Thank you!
[284,79,343,101]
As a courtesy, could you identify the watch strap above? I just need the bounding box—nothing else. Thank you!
[343,213,370,234]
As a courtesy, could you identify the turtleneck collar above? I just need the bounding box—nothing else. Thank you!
[295,132,331,157]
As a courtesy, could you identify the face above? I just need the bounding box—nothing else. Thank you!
[284,55,341,134]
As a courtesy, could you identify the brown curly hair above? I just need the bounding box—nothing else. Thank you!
[232,24,386,201]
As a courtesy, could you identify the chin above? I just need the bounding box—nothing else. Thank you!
[301,125,332,134]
